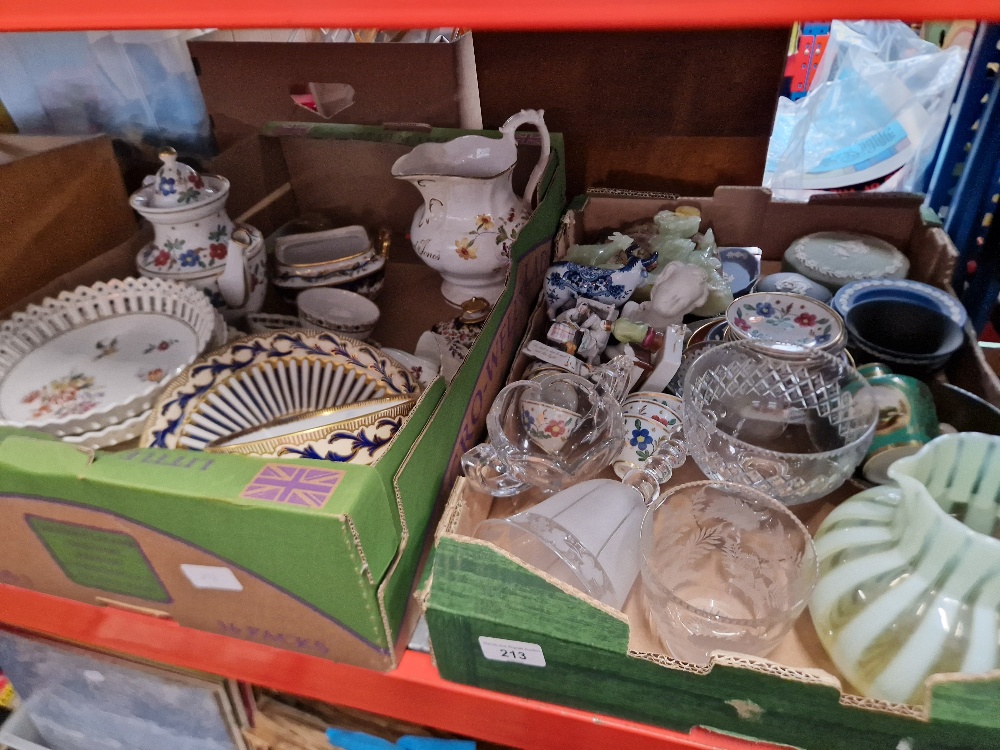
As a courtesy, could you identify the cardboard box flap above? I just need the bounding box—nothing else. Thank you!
[0,134,137,312]
[0,437,402,595]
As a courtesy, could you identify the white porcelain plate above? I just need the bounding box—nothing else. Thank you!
[142,329,420,450]
[63,412,149,449]
[0,278,216,436]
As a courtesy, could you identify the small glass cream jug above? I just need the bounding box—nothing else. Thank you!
[392,110,550,306]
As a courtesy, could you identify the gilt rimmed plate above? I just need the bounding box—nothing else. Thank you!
[141,329,419,449]
[175,357,412,451]
[725,292,844,351]
[0,278,216,437]
[204,395,414,460]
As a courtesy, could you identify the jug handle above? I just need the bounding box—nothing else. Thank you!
[218,228,253,310]
[500,109,550,208]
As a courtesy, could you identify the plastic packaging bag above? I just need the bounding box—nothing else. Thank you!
[764,21,966,199]
[0,31,212,153]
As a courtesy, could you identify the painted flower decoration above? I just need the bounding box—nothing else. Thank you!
[630,425,653,449]
[521,409,536,430]
[210,243,228,260]
[158,176,176,196]
[814,333,831,345]
[144,368,165,383]
[475,214,495,231]
[651,414,676,429]
[455,237,477,261]
[733,316,751,332]
[544,420,567,437]
[755,302,774,317]
[179,249,201,267]
[154,250,171,267]
[21,391,40,404]
[794,312,817,327]
[188,172,205,189]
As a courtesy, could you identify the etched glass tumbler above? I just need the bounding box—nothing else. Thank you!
[640,481,818,665]
[682,341,878,505]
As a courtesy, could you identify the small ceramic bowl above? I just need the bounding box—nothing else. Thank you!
[718,247,761,297]
[614,413,681,478]
[725,292,846,353]
[297,287,380,341]
[275,225,375,277]
[833,279,968,330]
[245,313,304,335]
[754,272,833,304]
[844,299,964,376]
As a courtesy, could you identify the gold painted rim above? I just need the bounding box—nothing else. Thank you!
[177,355,390,439]
[204,396,414,456]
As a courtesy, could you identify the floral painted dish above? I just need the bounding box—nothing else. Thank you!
[0,278,216,437]
[141,330,419,450]
[205,395,414,463]
[725,292,844,351]
[175,357,410,451]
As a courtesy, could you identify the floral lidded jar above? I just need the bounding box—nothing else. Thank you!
[810,432,1000,705]
[130,148,267,320]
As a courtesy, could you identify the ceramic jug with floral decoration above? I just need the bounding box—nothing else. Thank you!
[392,110,550,306]
[130,148,267,320]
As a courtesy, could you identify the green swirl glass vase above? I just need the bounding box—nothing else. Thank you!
[810,432,1000,705]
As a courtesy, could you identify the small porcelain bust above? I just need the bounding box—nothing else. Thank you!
[130,148,267,320]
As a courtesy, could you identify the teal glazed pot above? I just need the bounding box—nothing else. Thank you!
[810,432,1000,705]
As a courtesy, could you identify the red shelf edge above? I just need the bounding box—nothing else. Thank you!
[0,584,780,750]
[1,0,998,32]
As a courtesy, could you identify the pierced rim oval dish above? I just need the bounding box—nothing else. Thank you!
[0,278,216,436]
[141,329,419,449]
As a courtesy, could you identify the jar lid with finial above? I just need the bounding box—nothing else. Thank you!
[149,147,208,208]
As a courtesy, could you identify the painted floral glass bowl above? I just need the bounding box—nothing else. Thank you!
[682,341,878,505]
[141,330,419,451]
[0,278,216,437]
[725,292,845,353]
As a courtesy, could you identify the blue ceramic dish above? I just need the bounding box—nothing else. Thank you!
[719,247,761,298]
[754,272,833,304]
[844,299,965,377]
[833,279,967,329]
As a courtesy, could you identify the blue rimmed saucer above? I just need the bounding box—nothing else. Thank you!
[833,279,967,329]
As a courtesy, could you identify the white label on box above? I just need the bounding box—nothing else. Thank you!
[478,636,546,667]
[180,564,243,592]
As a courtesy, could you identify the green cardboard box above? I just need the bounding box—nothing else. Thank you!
[424,189,1000,746]
[0,123,566,670]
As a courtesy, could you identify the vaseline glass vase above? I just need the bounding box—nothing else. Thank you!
[810,432,1000,705]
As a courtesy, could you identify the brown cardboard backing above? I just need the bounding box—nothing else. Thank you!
[0,135,137,312]
[189,34,481,151]
[474,30,790,196]
[0,495,390,669]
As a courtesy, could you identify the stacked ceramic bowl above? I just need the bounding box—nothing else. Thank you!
[0,278,218,448]
[722,292,847,355]
[833,280,967,377]
[272,225,387,301]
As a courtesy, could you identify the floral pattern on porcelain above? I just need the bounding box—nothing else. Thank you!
[521,399,582,455]
[139,219,231,274]
[21,372,105,420]
[393,109,550,306]
[727,293,839,348]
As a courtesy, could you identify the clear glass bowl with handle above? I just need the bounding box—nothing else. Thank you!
[682,340,878,505]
